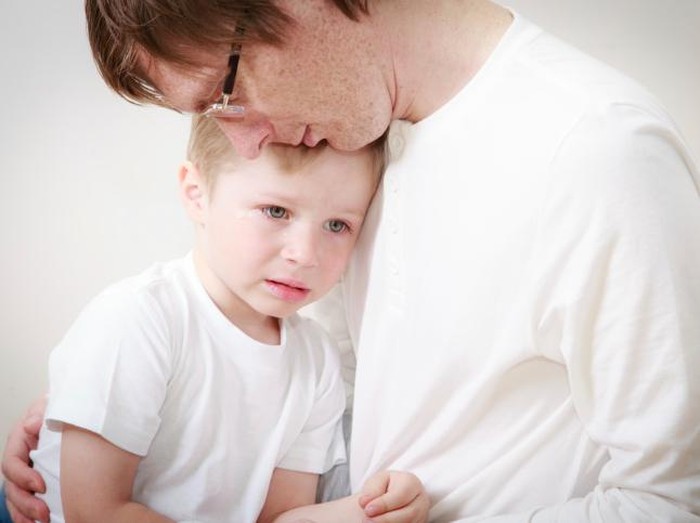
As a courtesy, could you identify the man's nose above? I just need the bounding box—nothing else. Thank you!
[214,118,273,159]
[281,227,320,268]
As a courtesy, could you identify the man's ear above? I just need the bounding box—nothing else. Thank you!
[178,160,208,224]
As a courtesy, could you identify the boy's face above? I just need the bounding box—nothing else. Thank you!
[184,146,378,322]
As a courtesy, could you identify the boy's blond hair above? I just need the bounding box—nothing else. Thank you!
[187,115,386,190]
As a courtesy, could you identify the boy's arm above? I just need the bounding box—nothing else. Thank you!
[258,469,429,523]
[257,468,365,523]
[61,424,174,523]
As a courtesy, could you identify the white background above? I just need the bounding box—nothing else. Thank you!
[1,0,699,458]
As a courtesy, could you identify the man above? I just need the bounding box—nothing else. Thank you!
[4,1,700,521]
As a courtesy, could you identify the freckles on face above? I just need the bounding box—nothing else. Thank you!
[143,50,389,156]
[249,54,388,151]
[215,2,393,152]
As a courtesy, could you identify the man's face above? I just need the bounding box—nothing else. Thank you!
[145,0,393,158]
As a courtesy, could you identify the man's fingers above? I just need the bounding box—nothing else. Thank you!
[0,396,50,523]
[22,414,44,439]
[1,411,45,494]
[1,454,45,494]
[7,498,34,523]
[5,483,49,523]
[26,396,48,420]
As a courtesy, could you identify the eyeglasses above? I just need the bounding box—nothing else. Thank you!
[203,24,246,118]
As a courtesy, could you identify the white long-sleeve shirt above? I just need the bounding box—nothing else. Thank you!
[318,15,700,522]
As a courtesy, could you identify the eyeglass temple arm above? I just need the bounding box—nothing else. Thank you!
[222,48,241,97]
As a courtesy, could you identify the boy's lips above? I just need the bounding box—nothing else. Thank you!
[264,278,311,303]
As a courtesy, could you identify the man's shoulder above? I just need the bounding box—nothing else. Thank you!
[509,18,662,116]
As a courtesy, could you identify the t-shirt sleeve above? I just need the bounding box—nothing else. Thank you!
[45,286,172,456]
[277,321,347,475]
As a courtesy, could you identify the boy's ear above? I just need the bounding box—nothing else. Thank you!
[178,160,208,224]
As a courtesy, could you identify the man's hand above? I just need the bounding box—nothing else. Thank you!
[358,470,430,523]
[1,397,49,523]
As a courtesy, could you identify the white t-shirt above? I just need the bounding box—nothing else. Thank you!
[31,254,346,523]
[335,15,700,522]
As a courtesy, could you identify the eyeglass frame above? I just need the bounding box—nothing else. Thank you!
[203,23,246,118]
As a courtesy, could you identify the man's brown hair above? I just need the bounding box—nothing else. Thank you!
[85,0,370,107]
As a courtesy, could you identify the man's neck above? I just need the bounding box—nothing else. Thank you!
[377,0,513,123]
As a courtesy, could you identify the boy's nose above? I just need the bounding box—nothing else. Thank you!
[281,228,320,268]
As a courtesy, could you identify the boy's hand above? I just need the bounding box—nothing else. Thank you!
[1,396,49,523]
[358,470,429,523]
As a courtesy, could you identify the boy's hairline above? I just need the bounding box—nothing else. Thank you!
[187,115,387,196]
[198,142,386,193]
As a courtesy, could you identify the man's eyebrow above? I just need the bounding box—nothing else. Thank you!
[148,57,226,112]
[179,74,219,110]
[174,78,224,113]
[190,96,214,113]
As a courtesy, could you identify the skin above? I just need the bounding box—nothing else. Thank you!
[181,145,380,343]
[265,470,429,523]
[2,1,513,520]
[148,0,511,159]
[1,397,48,523]
[145,0,393,159]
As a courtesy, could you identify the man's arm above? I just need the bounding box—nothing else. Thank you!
[60,424,173,523]
[1,397,49,523]
[453,105,700,522]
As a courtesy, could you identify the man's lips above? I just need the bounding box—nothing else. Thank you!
[264,279,311,303]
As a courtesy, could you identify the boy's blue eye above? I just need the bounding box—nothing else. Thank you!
[325,220,348,233]
[264,206,288,219]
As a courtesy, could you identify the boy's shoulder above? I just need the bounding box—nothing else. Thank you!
[100,255,191,299]
[65,255,195,344]
[92,255,193,312]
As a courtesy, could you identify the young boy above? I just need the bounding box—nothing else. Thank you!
[29,115,429,523]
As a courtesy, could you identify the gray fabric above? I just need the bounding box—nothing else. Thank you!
[316,411,352,502]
